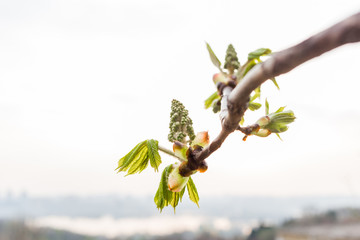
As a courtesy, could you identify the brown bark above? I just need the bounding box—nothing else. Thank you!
[181,12,360,176]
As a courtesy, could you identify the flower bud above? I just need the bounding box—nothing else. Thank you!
[168,163,189,192]
[212,73,228,85]
[191,131,210,148]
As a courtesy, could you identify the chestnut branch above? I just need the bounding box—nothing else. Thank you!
[181,11,360,176]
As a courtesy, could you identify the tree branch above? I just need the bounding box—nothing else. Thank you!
[192,11,360,166]
[158,144,184,162]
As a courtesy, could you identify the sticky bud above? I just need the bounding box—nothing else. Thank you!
[253,129,271,137]
[168,163,189,192]
[173,141,188,161]
[198,161,208,173]
[256,116,270,127]
[191,131,210,148]
[212,73,228,85]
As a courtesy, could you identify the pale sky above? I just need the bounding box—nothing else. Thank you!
[1,0,360,198]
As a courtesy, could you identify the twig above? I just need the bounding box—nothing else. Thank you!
[158,144,184,162]
[184,11,360,172]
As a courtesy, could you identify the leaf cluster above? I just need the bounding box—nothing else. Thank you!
[253,99,296,140]
[154,164,199,212]
[116,139,161,175]
[204,43,278,119]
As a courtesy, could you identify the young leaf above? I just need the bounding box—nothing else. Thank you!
[275,106,286,113]
[116,140,147,173]
[265,110,296,133]
[147,139,162,172]
[240,117,245,126]
[242,59,257,77]
[248,48,272,61]
[170,188,186,213]
[204,91,220,109]
[126,146,148,175]
[187,176,199,207]
[206,42,222,71]
[265,98,269,115]
[116,139,162,175]
[250,89,261,102]
[248,102,262,111]
[154,164,188,213]
[275,133,283,141]
[154,165,173,212]
[271,77,280,90]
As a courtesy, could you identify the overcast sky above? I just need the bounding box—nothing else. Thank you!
[1,0,360,198]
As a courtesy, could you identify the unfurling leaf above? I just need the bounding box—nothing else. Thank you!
[248,102,262,111]
[248,48,272,61]
[275,133,283,141]
[154,165,173,212]
[271,77,280,90]
[265,98,269,115]
[264,110,296,133]
[240,117,245,126]
[206,42,222,71]
[275,106,286,113]
[204,91,220,109]
[170,188,186,213]
[250,88,261,102]
[116,139,162,175]
[187,176,200,207]
[147,139,162,172]
[154,165,199,212]
[241,59,257,77]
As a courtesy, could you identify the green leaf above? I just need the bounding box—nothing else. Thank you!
[154,165,188,213]
[265,110,296,133]
[206,42,222,71]
[250,89,261,102]
[248,102,262,111]
[275,106,286,113]
[116,141,147,173]
[154,165,173,212]
[170,188,186,213]
[187,176,199,207]
[204,91,220,109]
[248,48,272,61]
[242,59,257,77]
[126,147,148,175]
[147,139,162,172]
[116,139,162,176]
[240,117,244,126]
[265,98,269,115]
[271,77,280,90]
[254,87,261,98]
[268,110,295,124]
[275,133,283,141]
